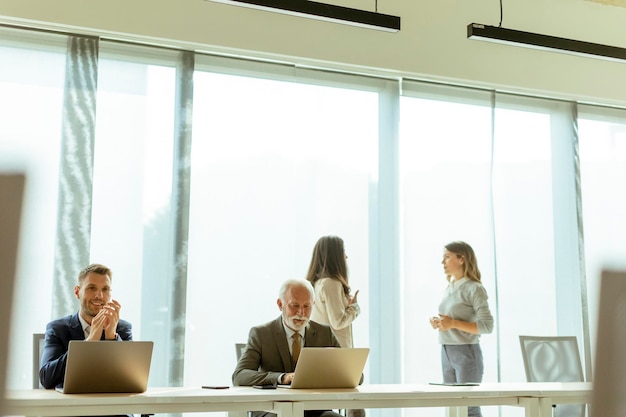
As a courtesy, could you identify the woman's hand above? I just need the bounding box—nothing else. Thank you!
[437,314,454,331]
[349,290,359,305]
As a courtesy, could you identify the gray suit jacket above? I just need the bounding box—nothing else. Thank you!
[232,315,341,386]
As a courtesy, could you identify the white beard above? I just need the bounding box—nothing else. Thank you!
[285,314,310,331]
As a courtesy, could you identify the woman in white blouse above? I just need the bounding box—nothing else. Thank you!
[305,235,360,348]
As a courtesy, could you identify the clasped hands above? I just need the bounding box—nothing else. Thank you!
[429,314,453,331]
[86,299,121,341]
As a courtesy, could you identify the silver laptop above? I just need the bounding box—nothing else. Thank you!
[282,347,369,389]
[57,340,153,394]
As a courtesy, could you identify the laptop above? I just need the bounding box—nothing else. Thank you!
[281,347,369,389]
[57,340,153,394]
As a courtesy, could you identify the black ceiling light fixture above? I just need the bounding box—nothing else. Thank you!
[207,0,401,32]
[467,23,626,63]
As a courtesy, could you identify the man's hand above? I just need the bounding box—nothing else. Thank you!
[86,299,121,341]
[281,372,295,384]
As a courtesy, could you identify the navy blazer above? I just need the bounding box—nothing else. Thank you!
[39,312,133,389]
[232,315,341,387]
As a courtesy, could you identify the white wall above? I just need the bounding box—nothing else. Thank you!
[1,0,625,107]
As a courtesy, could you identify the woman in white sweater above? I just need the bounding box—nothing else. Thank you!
[305,235,360,348]
[429,241,494,417]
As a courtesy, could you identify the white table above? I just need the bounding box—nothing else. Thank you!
[3,387,293,417]
[515,382,592,417]
[274,382,592,417]
[3,382,592,417]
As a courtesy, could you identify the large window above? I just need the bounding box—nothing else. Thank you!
[578,104,626,359]
[492,94,559,383]
[90,42,179,386]
[399,87,569,417]
[399,83,497,417]
[185,60,379,388]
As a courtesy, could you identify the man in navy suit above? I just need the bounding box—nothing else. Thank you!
[233,279,342,417]
[39,263,132,389]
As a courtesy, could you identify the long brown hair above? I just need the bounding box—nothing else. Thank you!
[305,235,350,297]
[444,241,481,283]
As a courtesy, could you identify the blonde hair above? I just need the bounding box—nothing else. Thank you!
[444,241,481,282]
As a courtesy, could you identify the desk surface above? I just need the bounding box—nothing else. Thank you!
[279,382,592,417]
[4,382,593,416]
[4,387,286,416]
[273,382,592,398]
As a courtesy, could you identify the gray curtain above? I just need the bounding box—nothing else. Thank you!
[52,35,99,318]
[168,50,195,386]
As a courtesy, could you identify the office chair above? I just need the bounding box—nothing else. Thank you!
[32,333,45,389]
[519,335,586,417]
[235,343,247,360]
[234,344,253,417]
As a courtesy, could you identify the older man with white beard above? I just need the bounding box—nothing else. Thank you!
[233,279,342,417]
